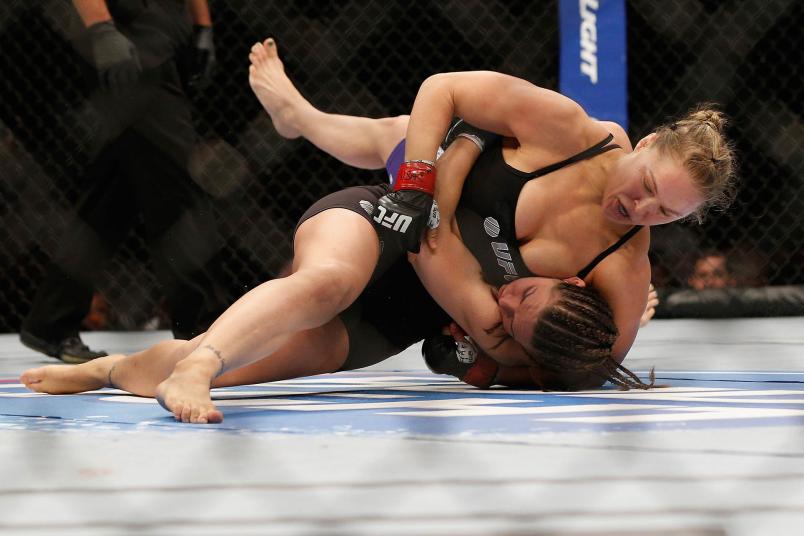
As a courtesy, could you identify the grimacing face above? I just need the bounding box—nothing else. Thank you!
[495,276,586,350]
[604,135,705,227]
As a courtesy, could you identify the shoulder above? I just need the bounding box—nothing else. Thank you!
[596,120,633,152]
[515,96,607,160]
[588,232,651,289]
[587,245,651,361]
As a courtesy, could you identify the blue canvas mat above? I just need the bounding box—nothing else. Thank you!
[3,370,804,435]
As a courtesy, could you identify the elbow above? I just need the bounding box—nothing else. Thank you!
[417,73,460,103]
[421,72,452,89]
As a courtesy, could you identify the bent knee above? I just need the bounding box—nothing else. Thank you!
[296,262,369,314]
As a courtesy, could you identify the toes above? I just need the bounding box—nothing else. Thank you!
[20,369,47,390]
[19,370,40,385]
[169,401,222,424]
[180,404,193,423]
[264,38,278,58]
[190,406,206,424]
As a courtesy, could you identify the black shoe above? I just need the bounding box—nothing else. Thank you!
[20,331,107,364]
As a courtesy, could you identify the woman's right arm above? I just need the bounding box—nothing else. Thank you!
[403,71,595,165]
[410,221,531,367]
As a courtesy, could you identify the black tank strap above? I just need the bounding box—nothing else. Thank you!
[576,225,643,279]
[532,133,620,177]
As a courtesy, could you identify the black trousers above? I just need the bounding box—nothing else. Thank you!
[23,128,227,340]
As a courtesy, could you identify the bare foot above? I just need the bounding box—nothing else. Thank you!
[248,38,311,139]
[155,366,223,424]
[20,354,124,394]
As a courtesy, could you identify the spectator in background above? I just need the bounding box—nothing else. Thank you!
[728,244,769,287]
[20,0,228,364]
[656,244,803,318]
[687,250,735,290]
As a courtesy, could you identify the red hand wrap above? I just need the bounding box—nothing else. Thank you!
[393,160,436,195]
[462,354,500,389]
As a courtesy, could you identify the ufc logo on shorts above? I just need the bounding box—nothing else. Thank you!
[373,206,412,233]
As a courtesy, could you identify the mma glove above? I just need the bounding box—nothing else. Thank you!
[422,333,499,389]
[373,160,440,253]
[444,119,501,152]
[87,20,142,92]
[188,25,216,88]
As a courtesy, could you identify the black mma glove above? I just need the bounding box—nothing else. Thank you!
[373,160,439,253]
[422,333,499,389]
[87,20,142,92]
[444,119,501,152]
[188,25,216,88]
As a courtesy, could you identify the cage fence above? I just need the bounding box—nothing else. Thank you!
[0,0,801,331]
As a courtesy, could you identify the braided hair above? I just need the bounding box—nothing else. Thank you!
[527,282,654,390]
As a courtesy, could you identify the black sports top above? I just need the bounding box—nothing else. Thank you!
[456,134,642,287]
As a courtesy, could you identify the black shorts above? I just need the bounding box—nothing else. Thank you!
[295,185,451,370]
[296,183,408,284]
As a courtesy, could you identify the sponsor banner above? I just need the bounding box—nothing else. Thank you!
[559,0,628,128]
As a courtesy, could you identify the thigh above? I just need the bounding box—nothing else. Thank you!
[373,115,409,169]
[292,207,380,310]
[337,300,406,371]
[212,316,350,387]
[192,204,381,365]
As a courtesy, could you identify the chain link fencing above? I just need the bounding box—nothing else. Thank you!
[0,0,801,332]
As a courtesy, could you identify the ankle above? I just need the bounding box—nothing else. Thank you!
[292,101,319,125]
[174,350,223,379]
[94,354,125,388]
